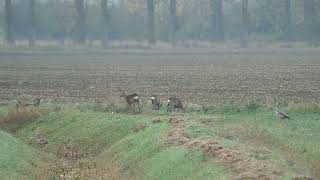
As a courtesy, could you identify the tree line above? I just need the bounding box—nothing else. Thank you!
[1,0,320,47]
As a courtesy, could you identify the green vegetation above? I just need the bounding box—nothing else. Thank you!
[0,130,43,179]
[6,106,230,179]
[0,103,319,179]
[186,104,320,178]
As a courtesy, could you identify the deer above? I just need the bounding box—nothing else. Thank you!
[167,97,186,113]
[150,95,162,110]
[16,97,41,108]
[119,88,141,113]
[33,97,41,107]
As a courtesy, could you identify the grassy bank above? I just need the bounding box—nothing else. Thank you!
[0,103,319,179]
[0,130,44,179]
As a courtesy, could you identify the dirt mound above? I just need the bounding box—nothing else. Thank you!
[166,116,313,180]
[152,119,162,124]
[199,118,216,126]
[133,124,146,133]
[167,117,190,145]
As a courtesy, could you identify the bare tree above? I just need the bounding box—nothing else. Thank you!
[5,0,14,45]
[28,0,36,47]
[240,0,249,48]
[283,0,293,41]
[101,0,110,47]
[147,0,156,45]
[169,0,177,47]
[74,0,86,44]
[304,0,316,43]
[210,0,224,42]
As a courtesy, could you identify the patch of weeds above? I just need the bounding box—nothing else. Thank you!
[250,151,271,161]
[221,139,236,148]
[288,104,320,114]
[186,103,205,113]
[244,101,262,113]
[273,100,289,109]
[33,159,126,180]
[221,103,241,114]
[77,102,128,114]
[0,107,41,132]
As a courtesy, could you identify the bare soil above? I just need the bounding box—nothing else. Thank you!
[1,51,320,105]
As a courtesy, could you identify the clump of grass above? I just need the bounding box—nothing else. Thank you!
[52,105,62,112]
[221,103,241,114]
[272,100,289,109]
[0,108,41,132]
[186,103,205,113]
[202,103,241,115]
[0,130,43,179]
[33,159,127,180]
[244,101,262,113]
[78,102,128,114]
[288,103,320,114]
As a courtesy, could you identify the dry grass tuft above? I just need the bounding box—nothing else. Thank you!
[0,108,41,131]
[133,124,146,133]
[32,159,128,180]
[152,119,162,124]
[32,141,130,180]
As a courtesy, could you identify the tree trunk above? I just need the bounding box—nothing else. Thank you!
[28,0,36,47]
[240,0,249,48]
[5,0,14,46]
[210,0,224,42]
[170,0,177,47]
[101,0,110,47]
[74,0,86,45]
[147,0,156,45]
[304,0,316,43]
[284,0,293,41]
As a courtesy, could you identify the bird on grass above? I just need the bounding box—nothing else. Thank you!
[275,108,290,119]
[36,133,48,146]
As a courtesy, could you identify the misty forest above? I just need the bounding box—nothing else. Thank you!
[0,0,320,47]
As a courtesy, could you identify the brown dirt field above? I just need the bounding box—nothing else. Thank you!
[0,50,320,105]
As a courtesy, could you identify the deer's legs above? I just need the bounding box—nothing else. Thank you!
[137,102,141,113]
[128,104,133,113]
[167,104,172,112]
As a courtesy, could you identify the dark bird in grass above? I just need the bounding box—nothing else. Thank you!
[36,133,48,146]
[275,108,290,119]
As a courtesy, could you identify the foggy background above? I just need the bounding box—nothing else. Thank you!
[0,0,320,48]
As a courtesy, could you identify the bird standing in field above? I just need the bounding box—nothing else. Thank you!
[275,108,290,119]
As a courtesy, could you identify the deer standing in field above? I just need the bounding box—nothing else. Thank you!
[33,97,41,107]
[150,95,162,110]
[167,97,186,113]
[16,97,41,108]
[119,89,141,113]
